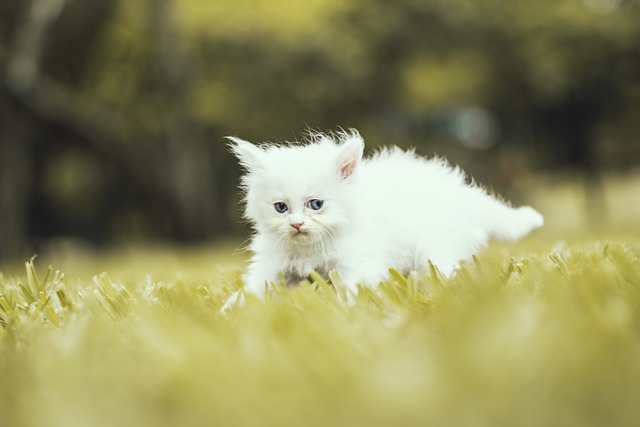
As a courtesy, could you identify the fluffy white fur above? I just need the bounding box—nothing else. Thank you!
[223,129,543,308]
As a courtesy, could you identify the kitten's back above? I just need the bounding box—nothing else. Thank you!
[354,147,542,275]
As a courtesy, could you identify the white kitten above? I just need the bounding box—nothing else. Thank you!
[223,129,543,309]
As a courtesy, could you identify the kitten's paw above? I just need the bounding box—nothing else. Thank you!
[220,290,245,314]
[330,272,360,306]
[337,289,358,306]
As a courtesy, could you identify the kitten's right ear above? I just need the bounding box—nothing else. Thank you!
[336,130,364,179]
[226,136,264,171]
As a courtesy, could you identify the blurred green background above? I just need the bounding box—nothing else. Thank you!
[1,0,639,260]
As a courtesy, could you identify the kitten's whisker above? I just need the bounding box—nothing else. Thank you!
[316,227,334,257]
[316,233,326,257]
[276,234,288,251]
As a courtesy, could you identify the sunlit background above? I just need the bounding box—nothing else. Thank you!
[1,0,639,260]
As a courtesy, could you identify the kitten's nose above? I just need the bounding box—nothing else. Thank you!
[290,222,304,231]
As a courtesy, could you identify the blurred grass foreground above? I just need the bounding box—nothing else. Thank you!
[2,1,640,425]
[2,236,640,427]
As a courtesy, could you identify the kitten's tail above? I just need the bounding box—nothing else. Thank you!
[490,205,544,241]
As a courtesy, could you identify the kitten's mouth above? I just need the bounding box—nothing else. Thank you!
[290,229,311,240]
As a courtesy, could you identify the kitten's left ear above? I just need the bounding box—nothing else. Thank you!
[226,136,265,171]
[336,130,364,179]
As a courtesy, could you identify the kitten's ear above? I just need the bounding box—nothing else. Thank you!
[226,136,264,171]
[336,131,364,179]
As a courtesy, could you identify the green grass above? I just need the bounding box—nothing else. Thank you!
[1,235,640,427]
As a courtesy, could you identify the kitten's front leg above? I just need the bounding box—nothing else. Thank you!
[335,262,394,306]
[333,268,372,306]
[331,273,359,306]
[220,260,278,312]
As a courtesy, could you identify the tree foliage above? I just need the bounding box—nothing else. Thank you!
[1,0,639,256]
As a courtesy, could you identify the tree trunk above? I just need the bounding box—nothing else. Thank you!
[0,92,32,259]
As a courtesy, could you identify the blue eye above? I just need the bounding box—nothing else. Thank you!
[307,199,324,210]
[274,202,288,213]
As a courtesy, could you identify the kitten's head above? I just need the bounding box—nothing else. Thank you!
[228,130,364,248]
